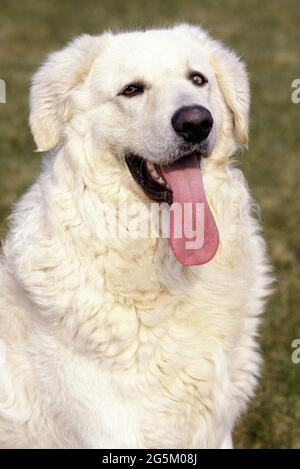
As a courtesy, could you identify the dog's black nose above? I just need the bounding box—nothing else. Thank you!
[171,105,213,143]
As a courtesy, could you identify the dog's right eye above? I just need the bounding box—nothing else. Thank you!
[119,83,145,97]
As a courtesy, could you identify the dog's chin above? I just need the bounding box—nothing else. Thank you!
[125,150,204,205]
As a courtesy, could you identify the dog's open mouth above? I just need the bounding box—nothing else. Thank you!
[125,154,173,205]
[125,152,219,266]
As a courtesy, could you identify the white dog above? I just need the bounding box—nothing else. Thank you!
[0,24,271,448]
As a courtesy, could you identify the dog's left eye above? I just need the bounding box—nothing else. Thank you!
[189,72,207,87]
[119,83,145,97]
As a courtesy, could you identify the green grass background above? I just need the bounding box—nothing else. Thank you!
[0,0,299,448]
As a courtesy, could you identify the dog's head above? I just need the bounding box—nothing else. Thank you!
[30,25,250,266]
[30,25,249,153]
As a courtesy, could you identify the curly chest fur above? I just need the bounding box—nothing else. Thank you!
[39,240,262,448]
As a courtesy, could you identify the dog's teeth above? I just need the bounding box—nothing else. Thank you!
[146,161,154,171]
[150,169,160,179]
[146,162,167,186]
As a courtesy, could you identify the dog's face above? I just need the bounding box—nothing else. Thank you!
[86,29,218,165]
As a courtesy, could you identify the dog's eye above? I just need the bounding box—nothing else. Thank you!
[189,72,207,87]
[119,83,145,97]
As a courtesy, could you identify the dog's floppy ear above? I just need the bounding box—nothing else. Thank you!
[209,43,250,147]
[179,25,250,147]
[30,34,108,151]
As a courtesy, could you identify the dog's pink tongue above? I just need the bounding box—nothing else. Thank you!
[160,154,219,266]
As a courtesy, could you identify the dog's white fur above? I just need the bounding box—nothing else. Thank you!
[0,25,271,448]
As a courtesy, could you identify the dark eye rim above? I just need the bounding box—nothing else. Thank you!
[118,82,145,97]
[188,71,208,87]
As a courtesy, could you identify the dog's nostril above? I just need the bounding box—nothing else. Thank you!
[171,105,213,143]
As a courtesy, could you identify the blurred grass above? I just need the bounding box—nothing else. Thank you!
[0,0,300,448]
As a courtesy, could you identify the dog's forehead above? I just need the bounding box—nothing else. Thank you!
[93,30,212,82]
